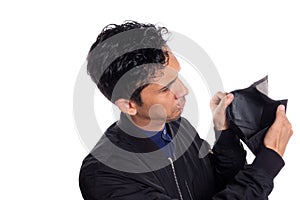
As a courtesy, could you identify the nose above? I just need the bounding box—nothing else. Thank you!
[171,78,189,99]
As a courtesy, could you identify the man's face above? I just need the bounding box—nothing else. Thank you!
[133,51,189,125]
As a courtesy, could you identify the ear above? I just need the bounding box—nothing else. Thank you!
[114,99,137,116]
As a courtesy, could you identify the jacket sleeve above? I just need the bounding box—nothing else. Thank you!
[212,147,285,200]
[211,128,247,190]
[79,163,177,200]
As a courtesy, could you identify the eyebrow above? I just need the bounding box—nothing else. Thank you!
[158,76,178,91]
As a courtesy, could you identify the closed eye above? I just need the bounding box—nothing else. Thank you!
[158,77,178,92]
[160,87,170,92]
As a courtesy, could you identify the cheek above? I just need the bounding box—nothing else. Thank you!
[148,104,167,118]
[142,91,177,112]
[161,90,176,101]
[162,99,178,114]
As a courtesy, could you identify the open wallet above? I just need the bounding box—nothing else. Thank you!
[226,76,288,155]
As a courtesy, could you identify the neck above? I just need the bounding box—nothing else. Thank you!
[130,115,166,131]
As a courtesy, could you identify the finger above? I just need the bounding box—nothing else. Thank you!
[210,92,226,106]
[278,104,286,112]
[276,104,286,119]
[210,92,234,111]
[219,93,234,108]
[211,92,224,102]
[210,92,223,109]
[272,105,287,128]
[225,93,234,105]
[215,91,226,99]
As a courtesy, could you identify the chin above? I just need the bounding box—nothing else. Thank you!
[166,114,181,122]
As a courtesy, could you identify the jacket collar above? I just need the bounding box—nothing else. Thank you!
[113,113,177,153]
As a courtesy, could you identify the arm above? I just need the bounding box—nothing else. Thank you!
[211,128,247,190]
[210,103,293,199]
[210,92,247,189]
[212,147,284,200]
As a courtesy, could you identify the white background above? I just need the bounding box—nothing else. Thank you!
[1,0,299,199]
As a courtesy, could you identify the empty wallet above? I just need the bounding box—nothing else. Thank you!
[226,76,288,155]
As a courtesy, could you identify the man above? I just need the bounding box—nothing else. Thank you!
[79,21,293,199]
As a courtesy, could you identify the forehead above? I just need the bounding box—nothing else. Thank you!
[159,51,180,81]
[148,51,180,87]
[167,50,180,71]
[137,51,181,99]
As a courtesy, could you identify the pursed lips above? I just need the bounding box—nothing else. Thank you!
[177,97,186,110]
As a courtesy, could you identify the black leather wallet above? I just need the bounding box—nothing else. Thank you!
[226,76,287,155]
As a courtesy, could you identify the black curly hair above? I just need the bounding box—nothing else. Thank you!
[87,21,169,105]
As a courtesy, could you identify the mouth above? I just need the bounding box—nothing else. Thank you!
[176,98,186,110]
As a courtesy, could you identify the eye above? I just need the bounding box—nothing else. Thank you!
[161,87,170,92]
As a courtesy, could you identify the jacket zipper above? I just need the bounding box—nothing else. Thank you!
[185,180,194,200]
[168,157,183,200]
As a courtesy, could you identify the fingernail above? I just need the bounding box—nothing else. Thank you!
[279,105,285,111]
[227,93,233,99]
[226,94,233,103]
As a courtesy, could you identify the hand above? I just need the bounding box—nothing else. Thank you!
[210,92,234,130]
[264,105,293,157]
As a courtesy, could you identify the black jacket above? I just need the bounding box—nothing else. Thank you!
[79,115,284,200]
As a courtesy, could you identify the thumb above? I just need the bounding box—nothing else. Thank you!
[277,104,286,113]
[275,104,286,121]
[220,93,234,108]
